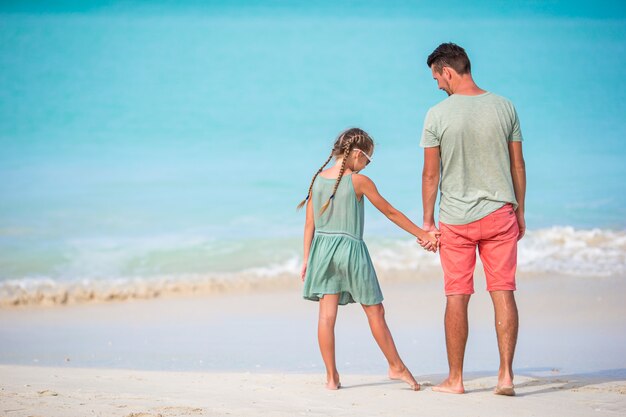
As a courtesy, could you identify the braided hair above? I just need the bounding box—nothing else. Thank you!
[295,150,334,210]
[297,128,374,216]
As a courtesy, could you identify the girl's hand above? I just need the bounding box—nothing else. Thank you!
[300,263,307,281]
[417,230,440,253]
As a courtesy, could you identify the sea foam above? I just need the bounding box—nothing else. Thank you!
[0,227,623,307]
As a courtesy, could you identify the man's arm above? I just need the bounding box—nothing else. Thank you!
[509,141,526,240]
[422,147,441,231]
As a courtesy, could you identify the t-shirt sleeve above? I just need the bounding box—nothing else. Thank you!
[509,106,523,142]
[420,108,440,148]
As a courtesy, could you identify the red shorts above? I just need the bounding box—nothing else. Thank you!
[439,204,519,295]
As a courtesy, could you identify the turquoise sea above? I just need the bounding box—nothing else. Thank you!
[1,1,625,304]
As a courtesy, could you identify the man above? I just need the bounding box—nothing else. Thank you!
[419,43,526,396]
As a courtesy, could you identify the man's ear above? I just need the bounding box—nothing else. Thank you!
[442,66,453,80]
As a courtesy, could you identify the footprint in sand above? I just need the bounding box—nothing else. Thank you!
[126,406,203,417]
[157,406,204,415]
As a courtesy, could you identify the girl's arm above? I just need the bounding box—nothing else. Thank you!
[301,197,315,281]
[352,174,438,249]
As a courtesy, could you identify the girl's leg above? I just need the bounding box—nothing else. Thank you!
[362,303,420,391]
[318,294,341,389]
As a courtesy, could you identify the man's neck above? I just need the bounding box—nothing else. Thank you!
[451,75,486,96]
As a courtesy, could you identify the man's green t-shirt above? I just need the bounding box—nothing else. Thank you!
[420,92,523,225]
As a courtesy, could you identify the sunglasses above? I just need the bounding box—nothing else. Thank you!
[355,148,372,165]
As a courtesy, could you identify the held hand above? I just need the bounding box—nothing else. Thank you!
[516,209,526,241]
[300,263,307,282]
[417,222,440,253]
[417,230,440,253]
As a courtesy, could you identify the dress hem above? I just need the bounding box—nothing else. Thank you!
[302,291,383,306]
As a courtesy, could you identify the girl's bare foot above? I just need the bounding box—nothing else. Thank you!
[389,367,420,391]
[432,377,464,394]
[326,373,341,390]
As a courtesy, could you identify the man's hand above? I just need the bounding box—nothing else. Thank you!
[417,222,441,252]
[417,230,440,253]
[516,209,526,241]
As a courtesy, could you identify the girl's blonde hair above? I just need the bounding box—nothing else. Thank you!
[297,127,374,215]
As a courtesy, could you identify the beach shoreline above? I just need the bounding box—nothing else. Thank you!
[2,226,624,309]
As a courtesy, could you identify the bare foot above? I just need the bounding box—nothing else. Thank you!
[497,374,514,388]
[389,367,420,391]
[432,378,464,394]
[326,373,341,390]
[494,385,515,396]
[325,381,341,390]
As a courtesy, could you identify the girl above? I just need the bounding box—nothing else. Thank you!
[298,127,438,390]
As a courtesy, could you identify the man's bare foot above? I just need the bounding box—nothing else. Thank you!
[497,373,514,389]
[325,381,341,390]
[432,378,464,394]
[494,385,515,396]
[389,367,420,391]
[326,373,341,390]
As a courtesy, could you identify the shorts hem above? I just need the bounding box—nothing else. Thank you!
[444,289,475,296]
[486,286,517,292]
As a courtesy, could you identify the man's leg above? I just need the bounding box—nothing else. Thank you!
[433,294,471,394]
[478,204,519,395]
[490,290,518,391]
[435,221,477,394]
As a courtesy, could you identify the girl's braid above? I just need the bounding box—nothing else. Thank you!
[318,134,358,215]
[296,150,334,210]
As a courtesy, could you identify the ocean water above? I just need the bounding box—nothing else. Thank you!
[1,2,625,305]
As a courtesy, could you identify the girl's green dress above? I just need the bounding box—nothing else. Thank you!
[303,173,383,306]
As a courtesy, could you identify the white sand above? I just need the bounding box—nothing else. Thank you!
[1,365,625,417]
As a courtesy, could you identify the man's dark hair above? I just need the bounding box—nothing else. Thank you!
[427,43,471,75]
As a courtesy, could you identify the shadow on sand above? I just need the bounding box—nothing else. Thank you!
[422,367,626,397]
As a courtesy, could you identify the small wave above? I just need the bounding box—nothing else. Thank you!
[368,227,626,277]
[0,272,299,308]
[0,257,439,308]
[371,227,626,277]
[518,227,626,276]
[1,227,623,307]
